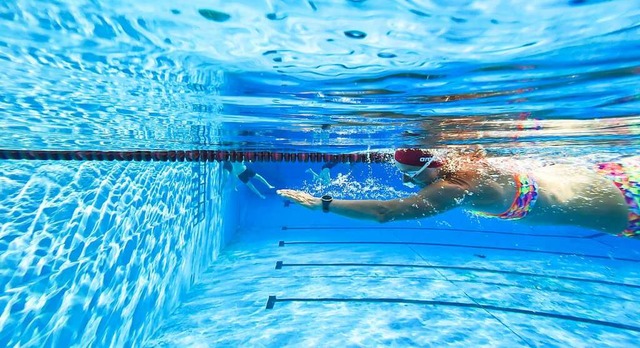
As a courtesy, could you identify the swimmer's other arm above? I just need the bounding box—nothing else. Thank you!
[277,182,467,223]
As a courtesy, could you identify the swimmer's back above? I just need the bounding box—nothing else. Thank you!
[527,164,628,233]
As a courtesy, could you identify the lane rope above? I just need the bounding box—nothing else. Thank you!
[0,149,394,163]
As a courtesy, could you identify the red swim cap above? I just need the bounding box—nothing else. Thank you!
[394,148,443,168]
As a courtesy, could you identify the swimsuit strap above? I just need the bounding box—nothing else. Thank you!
[475,173,539,220]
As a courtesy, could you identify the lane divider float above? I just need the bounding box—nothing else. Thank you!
[0,149,394,163]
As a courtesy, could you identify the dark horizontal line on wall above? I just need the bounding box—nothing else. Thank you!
[277,240,640,263]
[265,296,640,333]
[281,226,606,239]
[275,261,640,289]
[0,149,392,163]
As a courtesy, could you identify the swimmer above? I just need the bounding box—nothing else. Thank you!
[223,161,275,199]
[306,161,339,185]
[278,148,639,238]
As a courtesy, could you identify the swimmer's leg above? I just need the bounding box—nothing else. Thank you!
[245,182,266,199]
[306,168,320,180]
[253,174,275,189]
[319,168,331,185]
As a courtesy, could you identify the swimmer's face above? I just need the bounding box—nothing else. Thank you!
[396,162,441,188]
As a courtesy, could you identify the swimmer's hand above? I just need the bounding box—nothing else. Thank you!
[276,189,321,210]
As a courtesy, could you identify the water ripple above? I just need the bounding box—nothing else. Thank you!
[1,0,639,153]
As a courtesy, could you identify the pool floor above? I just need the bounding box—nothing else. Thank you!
[146,225,640,347]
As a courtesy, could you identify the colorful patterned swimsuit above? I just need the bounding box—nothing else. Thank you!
[474,173,539,220]
[596,159,640,238]
[473,160,640,238]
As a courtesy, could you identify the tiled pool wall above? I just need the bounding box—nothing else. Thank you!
[0,159,236,347]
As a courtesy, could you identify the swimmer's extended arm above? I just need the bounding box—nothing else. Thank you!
[277,181,468,222]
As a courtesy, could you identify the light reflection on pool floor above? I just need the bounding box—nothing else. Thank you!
[147,227,640,347]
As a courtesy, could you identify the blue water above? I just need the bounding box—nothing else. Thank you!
[1,0,640,346]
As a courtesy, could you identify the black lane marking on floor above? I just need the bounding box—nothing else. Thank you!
[274,261,640,289]
[264,296,640,333]
[277,241,640,263]
[281,226,606,239]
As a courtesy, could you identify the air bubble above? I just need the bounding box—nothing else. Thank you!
[344,30,367,39]
[266,13,287,20]
[198,9,231,22]
[377,52,397,58]
[409,9,431,17]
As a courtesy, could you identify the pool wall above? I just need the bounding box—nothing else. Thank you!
[0,160,236,347]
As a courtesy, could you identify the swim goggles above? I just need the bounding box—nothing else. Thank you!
[403,156,435,179]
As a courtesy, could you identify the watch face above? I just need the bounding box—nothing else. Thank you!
[322,195,332,201]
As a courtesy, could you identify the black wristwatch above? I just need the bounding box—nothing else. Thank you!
[321,195,333,213]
